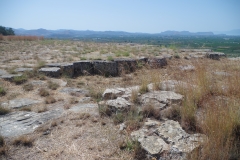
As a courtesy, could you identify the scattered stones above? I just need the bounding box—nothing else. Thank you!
[131,119,206,159]
[148,56,167,68]
[93,60,118,77]
[38,67,61,77]
[1,98,41,109]
[14,67,33,72]
[0,109,63,137]
[179,65,195,71]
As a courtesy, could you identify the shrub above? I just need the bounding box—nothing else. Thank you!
[45,96,56,104]
[12,136,34,147]
[23,83,34,91]
[0,87,6,96]
[39,88,49,97]
[0,105,10,115]
[13,75,27,85]
[47,81,60,90]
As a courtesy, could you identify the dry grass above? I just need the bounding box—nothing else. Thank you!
[12,136,34,147]
[45,96,56,104]
[48,81,60,90]
[1,35,44,41]
[38,88,49,97]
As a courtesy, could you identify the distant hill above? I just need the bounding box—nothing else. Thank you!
[214,29,240,36]
[13,28,237,39]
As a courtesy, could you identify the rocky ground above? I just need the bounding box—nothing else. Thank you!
[0,40,240,160]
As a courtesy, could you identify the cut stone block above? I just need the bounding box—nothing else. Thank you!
[46,63,74,77]
[148,56,167,68]
[206,52,225,60]
[0,74,23,81]
[73,61,94,76]
[114,58,137,74]
[93,60,118,76]
[14,68,33,72]
[38,67,61,77]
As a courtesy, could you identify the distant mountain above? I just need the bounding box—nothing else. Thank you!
[214,29,240,36]
[13,28,232,39]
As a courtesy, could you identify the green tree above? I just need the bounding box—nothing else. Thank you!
[0,26,15,35]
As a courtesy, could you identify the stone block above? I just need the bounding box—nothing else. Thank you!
[206,52,225,60]
[147,56,167,68]
[93,60,118,77]
[73,61,94,76]
[38,67,61,77]
[114,58,137,74]
[46,63,74,77]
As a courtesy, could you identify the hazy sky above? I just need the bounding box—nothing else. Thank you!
[0,0,239,33]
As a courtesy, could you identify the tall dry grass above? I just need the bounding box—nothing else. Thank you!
[178,60,240,159]
[0,35,44,41]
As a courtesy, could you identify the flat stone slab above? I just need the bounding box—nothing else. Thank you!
[46,63,74,77]
[140,91,183,110]
[14,68,33,72]
[1,98,41,109]
[213,71,230,76]
[0,69,8,76]
[0,74,23,81]
[60,87,89,95]
[38,67,61,77]
[69,103,98,114]
[0,109,64,137]
[206,52,225,60]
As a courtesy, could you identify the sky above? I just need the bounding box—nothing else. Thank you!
[0,0,240,33]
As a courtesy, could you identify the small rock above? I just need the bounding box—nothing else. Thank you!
[119,123,126,131]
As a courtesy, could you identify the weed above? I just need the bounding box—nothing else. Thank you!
[12,136,34,147]
[39,88,49,97]
[47,81,60,90]
[0,86,6,96]
[23,83,34,91]
[13,75,27,85]
[0,105,10,115]
[45,96,56,104]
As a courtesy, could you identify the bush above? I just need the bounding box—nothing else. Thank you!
[12,136,34,147]
[39,88,49,97]
[0,87,6,96]
[45,96,56,104]
[13,75,27,85]
[0,106,10,115]
[23,83,34,91]
[48,81,60,90]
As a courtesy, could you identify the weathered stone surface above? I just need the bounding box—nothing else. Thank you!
[93,61,118,76]
[206,52,225,60]
[69,103,98,113]
[14,67,33,72]
[148,56,167,68]
[102,88,126,100]
[60,87,89,95]
[102,86,139,100]
[179,65,195,71]
[1,98,41,109]
[0,109,63,137]
[38,67,61,77]
[47,63,74,77]
[29,80,46,86]
[131,119,206,159]
[0,74,23,81]
[73,61,94,76]
[114,58,137,74]
[140,91,183,110]
[213,71,230,76]
[105,97,131,111]
[0,69,8,76]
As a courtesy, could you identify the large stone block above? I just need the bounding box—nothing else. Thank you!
[46,63,74,77]
[93,60,118,77]
[73,61,94,76]
[147,56,167,68]
[114,58,137,74]
[206,52,225,60]
[38,67,61,77]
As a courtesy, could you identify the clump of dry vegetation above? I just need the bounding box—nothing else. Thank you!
[12,136,34,147]
[47,81,60,90]
[38,88,49,97]
[45,96,56,104]
[0,86,6,96]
